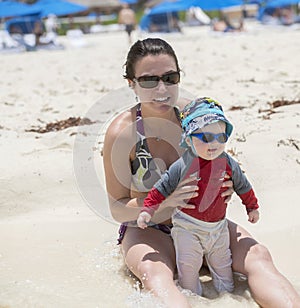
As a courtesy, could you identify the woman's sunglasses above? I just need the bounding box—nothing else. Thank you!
[191,132,228,144]
[134,72,180,89]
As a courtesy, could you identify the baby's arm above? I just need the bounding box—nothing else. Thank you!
[237,186,260,224]
[227,154,260,223]
[137,211,152,229]
[248,209,259,223]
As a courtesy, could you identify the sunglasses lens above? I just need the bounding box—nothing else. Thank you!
[216,133,228,143]
[201,133,214,143]
[192,133,228,143]
[136,72,180,89]
[137,76,160,89]
[162,72,180,85]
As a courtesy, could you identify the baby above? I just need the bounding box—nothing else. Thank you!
[137,97,260,296]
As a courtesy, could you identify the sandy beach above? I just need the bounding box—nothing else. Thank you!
[0,22,300,307]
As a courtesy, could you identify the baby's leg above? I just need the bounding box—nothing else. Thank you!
[172,223,204,295]
[206,221,234,293]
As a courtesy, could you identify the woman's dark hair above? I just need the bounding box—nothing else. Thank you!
[123,38,180,80]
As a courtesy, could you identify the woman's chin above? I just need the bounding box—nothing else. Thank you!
[141,100,174,115]
[152,101,174,112]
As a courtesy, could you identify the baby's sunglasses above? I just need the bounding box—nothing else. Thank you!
[134,71,180,89]
[191,132,228,144]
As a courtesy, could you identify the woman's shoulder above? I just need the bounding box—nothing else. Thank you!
[105,105,136,142]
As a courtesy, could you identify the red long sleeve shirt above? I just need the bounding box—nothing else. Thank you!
[142,150,259,222]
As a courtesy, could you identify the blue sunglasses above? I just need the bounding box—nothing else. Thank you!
[191,132,228,144]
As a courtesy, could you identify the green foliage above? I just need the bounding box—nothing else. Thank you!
[204,10,221,19]
[178,11,186,22]
[134,8,146,23]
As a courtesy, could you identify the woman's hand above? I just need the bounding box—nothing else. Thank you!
[160,176,199,210]
[221,174,234,203]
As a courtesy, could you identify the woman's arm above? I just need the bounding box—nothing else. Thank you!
[103,110,199,224]
[103,111,143,223]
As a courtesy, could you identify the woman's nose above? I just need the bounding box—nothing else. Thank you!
[156,80,167,91]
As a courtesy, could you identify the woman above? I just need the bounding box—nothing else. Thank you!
[103,38,300,307]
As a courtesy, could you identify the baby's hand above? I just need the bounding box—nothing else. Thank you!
[137,212,152,229]
[248,210,259,223]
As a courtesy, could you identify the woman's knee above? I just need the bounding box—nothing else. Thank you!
[232,241,273,274]
[249,243,272,261]
[137,260,174,289]
[244,243,274,273]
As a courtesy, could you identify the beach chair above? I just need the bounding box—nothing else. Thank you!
[66,29,88,47]
[0,30,25,53]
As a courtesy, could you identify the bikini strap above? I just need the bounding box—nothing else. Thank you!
[174,106,181,122]
[136,103,145,136]
[135,104,180,155]
[135,103,149,155]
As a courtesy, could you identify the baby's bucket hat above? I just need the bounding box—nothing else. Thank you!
[180,97,233,148]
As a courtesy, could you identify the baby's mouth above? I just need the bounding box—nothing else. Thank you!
[207,148,218,154]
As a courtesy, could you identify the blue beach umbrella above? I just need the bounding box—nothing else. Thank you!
[0,0,41,19]
[148,0,244,15]
[265,0,299,8]
[120,0,137,4]
[140,0,244,31]
[140,0,190,31]
[30,0,88,18]
[187,0,243,11]
[148,0,192,15]
[257,0,299,20]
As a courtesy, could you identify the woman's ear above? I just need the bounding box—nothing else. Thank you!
[128,79,135,89]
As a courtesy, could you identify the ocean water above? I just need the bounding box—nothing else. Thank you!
[1,217,300,308]
[0,237,258,308]
[90,242,259,308]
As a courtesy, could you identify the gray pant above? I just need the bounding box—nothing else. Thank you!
[171,211,234,295]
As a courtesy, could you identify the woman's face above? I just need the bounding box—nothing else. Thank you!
[132,54,179,113]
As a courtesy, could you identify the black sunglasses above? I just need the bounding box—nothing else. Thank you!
[191,132,228,144]
[134,72,180,89]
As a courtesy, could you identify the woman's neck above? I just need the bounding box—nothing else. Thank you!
[139,103,181,146]
[140,103,179,123]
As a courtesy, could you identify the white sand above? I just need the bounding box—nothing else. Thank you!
[0,23,299,307]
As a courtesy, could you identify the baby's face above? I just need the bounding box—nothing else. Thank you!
[188,121,227,160]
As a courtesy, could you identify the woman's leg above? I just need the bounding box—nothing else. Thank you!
[228,220,300,308]
[121,226,190,308]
